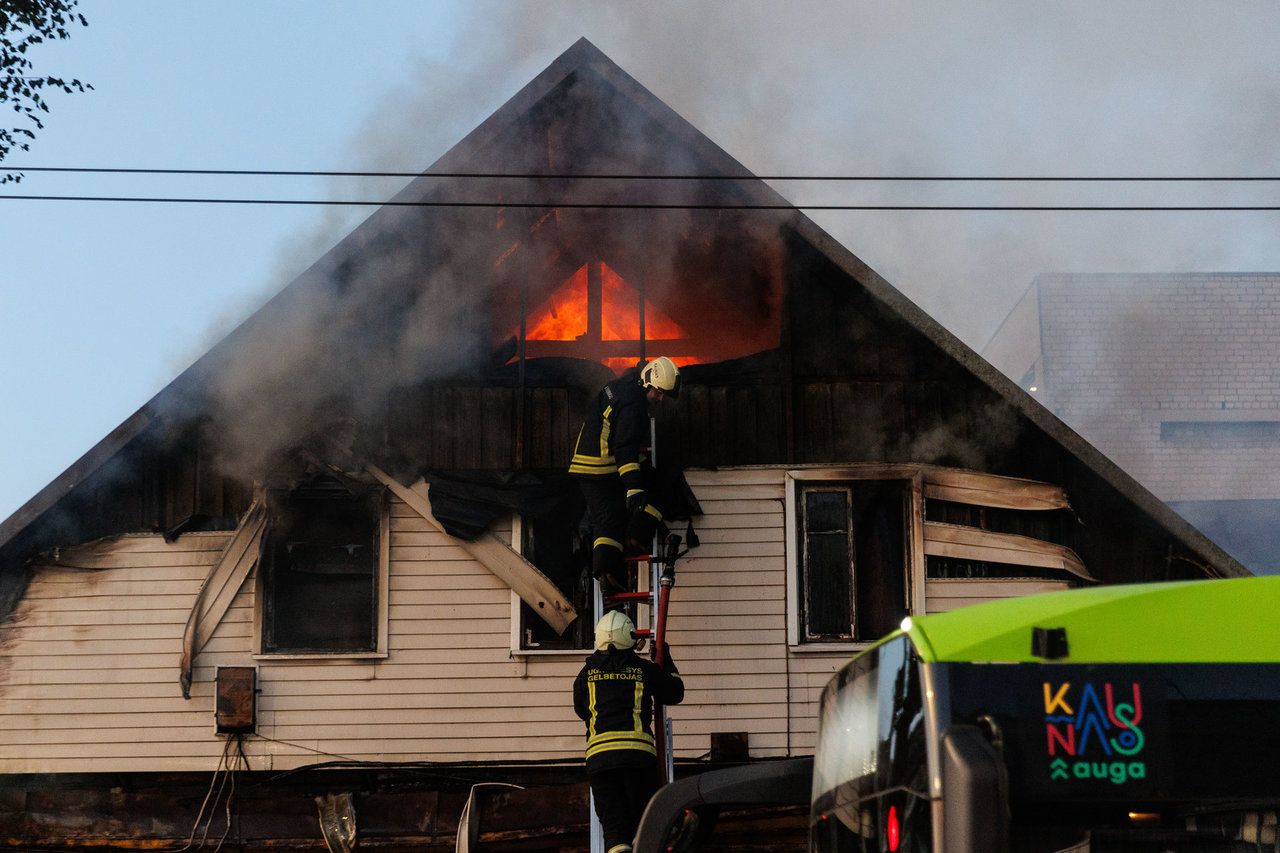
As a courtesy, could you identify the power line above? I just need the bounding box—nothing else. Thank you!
[6,166,1280,181]
[4,169,1278,210]
[7,166,1280,180]
[0,194,1278,211]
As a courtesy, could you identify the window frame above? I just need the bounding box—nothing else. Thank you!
[509,514,601,655]
[785,467,927,650]
[252,486,390,661]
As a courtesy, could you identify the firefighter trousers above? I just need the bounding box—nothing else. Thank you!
[589,764,659,853]
[578,476,628,588]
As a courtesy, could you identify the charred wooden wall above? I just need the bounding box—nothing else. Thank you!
[0,426,251,595]
[0,227,1218,590]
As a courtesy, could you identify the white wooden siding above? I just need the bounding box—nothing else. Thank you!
[666,481,785,755]
[0,466,1076,774]
[924,578,1071,613]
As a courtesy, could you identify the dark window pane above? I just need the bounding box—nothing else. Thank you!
[852,483,907,640]
[803,489,853,640]
[806,531,853,638]
[269,569,374,651]
[801,481,908,643]
[806,490,850,533]
[520,516,594,650]
[263,478,380,654]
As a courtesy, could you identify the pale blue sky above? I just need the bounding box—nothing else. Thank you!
[4,1,1280,522]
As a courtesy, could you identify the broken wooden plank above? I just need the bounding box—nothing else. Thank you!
[923,520,1093,581]
[365,464,577,634]
[922,469,1072,512]
[179,495,267,698]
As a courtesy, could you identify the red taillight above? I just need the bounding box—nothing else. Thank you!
[887,804,900,851]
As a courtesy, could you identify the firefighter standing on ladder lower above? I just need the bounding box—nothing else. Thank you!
[569,357,681,593]
[575,611,684,853]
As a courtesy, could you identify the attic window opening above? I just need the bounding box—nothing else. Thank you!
[509,261,697,372]
[260,477,384,655]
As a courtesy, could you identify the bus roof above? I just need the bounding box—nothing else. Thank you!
[900,576,1280,664]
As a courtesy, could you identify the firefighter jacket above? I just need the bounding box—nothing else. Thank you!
[569,371,648,493]
[573,646,684,771]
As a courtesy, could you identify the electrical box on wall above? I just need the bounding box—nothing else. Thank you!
[215,666,256,734]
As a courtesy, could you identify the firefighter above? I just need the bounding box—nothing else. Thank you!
[569,357,681,591]
[574,610,684,853]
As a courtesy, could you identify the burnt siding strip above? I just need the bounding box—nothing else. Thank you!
[729,386,756,465]
[480,387,513,469]
[527,389,556,469]
[757,384,786,464]
[429,387,456,470]
[799,383,834,463]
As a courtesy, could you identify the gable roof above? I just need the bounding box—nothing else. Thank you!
[0,39,1247,599]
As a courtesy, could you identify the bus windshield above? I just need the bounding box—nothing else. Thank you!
[810,634,931,853]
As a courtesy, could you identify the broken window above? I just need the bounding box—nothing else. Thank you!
[259,476,385,655]
[923,497,1086,582]
[516,515,595,651]
[797,480,910,644]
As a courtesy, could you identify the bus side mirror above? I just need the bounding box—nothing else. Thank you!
[940,724,1010,853]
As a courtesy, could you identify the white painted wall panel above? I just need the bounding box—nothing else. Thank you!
[0,466,1071,775]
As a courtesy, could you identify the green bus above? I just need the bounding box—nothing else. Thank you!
[813,576,1280,852]
[636,577,1280,853]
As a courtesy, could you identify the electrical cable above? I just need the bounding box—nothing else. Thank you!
[6,166,1280,181]
[4,168,1278,208]
[6,168,1277,209]
[0,194,1278,211]
[162,734,250,853]
[167,737,232,853]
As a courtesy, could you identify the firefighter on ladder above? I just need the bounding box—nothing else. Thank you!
[569,357,681,594]
[575,610,684,853]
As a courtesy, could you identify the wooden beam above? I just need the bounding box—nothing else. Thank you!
[179,495,268,698]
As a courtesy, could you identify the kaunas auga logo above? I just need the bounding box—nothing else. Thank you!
[1043,681,1146,784]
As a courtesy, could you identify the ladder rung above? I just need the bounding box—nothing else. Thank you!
[604,591,654,604]
[633,628,652,637]
[623,554,651,563]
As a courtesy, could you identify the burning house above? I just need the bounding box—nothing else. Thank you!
[0,39,1245,852]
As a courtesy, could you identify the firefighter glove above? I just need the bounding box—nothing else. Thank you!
[626,489,647,513]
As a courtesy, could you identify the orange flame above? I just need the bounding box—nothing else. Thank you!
[525,266,588,341]
[514,263,699,371]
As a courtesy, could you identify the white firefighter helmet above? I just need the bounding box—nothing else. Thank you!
[641,356,681,399]
[595,610,637,650]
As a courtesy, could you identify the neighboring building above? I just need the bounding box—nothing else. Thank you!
[985,272,1280,574]
[0,41,1245,852]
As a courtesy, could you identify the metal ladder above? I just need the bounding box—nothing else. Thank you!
[590,534,681,853]
[589,415,681,853]
[606,539,679,779]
